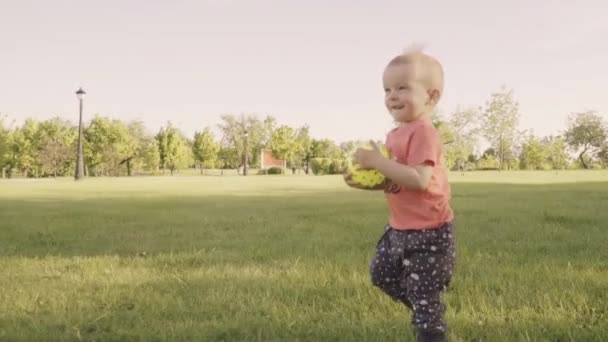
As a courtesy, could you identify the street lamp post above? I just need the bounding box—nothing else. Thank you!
[243,130,249,176]
[75,87,86,180]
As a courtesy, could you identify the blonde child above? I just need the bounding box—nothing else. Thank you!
[353,48,456,342]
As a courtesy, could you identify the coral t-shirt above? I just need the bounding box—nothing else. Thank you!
[384,118,454,230]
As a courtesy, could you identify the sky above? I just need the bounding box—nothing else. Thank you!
[1,0,607,144]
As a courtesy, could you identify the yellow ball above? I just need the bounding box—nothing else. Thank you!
[343,143,389,190]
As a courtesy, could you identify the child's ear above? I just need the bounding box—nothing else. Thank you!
[427,89,441,106]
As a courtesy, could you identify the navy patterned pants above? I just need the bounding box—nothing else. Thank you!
[370,222,456,335]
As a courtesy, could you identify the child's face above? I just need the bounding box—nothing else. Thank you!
[382,63,431,123]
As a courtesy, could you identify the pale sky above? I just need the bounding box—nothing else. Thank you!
[1,0,607,144]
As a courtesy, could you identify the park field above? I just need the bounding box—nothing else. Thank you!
[1,171,607,341]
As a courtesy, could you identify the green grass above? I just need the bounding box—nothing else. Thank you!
[0,171,607,341]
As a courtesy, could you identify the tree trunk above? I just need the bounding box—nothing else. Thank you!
[127,159,132,176]
[1,167,5,179]
[499,134,503,171]
[579,152,589,169]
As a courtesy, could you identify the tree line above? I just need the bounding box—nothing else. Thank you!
[1,87,607,178]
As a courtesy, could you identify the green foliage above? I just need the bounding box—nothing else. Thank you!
[542,136,569,170]
[84,116,137,176]
[217,114,275,170]
[139,138,161,172]
[267,124,311,173]
[310,139,343,160]
[0,116,11,173]
[328,159,345,174]
[267,166,283,175]
[122,120,157,175]
[2,106,607,176]
[295,125,312,171]
[481,87,520,170]
[310,157,344,175]
[9,118,40,177]
[442,107,481,170]
[217,146,240,170]
[268,125,298,168]
[597,144,608,168]
[477,154,499,170]
[36,117,78,177]
[519,134,545,170]
[564,111,607,169]
[155,123,192,175]
[310,158,330,175]
[192,128,220,173]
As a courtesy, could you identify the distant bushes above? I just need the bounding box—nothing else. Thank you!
[310,158,345,175]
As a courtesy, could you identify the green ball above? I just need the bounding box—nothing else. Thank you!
[343,143,389,190]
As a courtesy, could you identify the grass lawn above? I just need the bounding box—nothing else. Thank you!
[1,171,607,341]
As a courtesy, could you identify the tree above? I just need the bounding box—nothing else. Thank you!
[542,136,569,170]
[9,118,40,177]
[564,111,607,169]
[597,144,608,168]
[431,110,455,145]
[0,116,11,178]
[262,116,277,148]
[267,125,310,174]
[119,120,150,176]
[218,114,270,173]
[192,127,220,174]
[481,87,520,170]
[155,123,191,175]
[310,139,342,159]
[306,138,342,174]
[519,133,545,170]
[444,107,481,170]
[36,117,77,177]
[307,138,345,175]
[294,125,311,174]
[139,138,161,172]
[217,146,239,174]
[84,116,136,176]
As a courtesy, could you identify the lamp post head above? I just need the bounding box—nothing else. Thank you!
[76,87,86,100]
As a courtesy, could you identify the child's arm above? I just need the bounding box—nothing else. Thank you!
[373,157,433,191]
[353,142,433,191]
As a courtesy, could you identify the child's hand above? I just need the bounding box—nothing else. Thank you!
[352,141,385,170]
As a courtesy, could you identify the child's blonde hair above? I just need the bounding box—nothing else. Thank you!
[387,45,444,100]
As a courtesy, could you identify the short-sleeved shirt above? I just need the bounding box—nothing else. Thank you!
[384,118,454,230]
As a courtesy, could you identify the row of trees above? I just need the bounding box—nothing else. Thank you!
[1,87,607,178]
[434,88,607,171]
[0,113,342,177]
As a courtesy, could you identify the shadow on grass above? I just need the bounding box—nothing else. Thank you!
[0,191,386,258]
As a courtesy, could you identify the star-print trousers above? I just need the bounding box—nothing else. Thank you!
[370,222,456,335]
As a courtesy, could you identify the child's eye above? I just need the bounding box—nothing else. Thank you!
[399,85,408,90]
[384,88,390,93]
